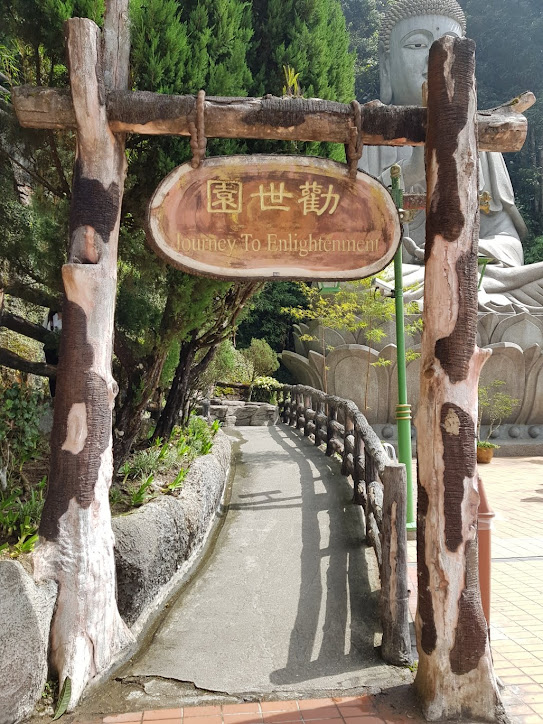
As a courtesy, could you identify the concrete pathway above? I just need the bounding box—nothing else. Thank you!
[126,426,409,694]
[75,426,412,721]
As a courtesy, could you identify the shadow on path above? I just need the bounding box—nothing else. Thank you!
[265,425,381,686]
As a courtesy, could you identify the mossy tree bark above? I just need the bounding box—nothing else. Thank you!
[34,2,133,709]
[414,36,503,721]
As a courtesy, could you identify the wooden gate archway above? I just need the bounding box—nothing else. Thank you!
[10,1,535,719]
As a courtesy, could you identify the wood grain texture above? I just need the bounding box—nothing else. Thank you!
[11,86,533,152]
[33,11,133,710]
[147,156,401,280]
[414,36,501,722]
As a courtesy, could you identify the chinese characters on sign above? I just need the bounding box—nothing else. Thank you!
[207,181,243,213]
[148,155,401,280]
[208,180,341,216]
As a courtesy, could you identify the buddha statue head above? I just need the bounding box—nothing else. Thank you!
[379,0,467,106]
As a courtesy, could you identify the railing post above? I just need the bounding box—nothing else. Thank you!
[296,390,305,430]
[364,448,378,540]
[304,393,312,436]
[380,462,412,665]
[353,430,365,505]
[342,411,353,476]
[326,403,337,456]
[290,389,297,426]
[478,474,495,628]
[315,397,323,447]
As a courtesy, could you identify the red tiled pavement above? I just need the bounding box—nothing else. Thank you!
[81,697,417,724]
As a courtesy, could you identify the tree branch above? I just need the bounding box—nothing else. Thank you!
[3,280,62,309]
[0,309,55,345]
[0,346,56,378]
[113,329,138,371]
[46,130,71,197]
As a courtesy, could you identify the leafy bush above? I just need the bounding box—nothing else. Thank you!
[240,339,280,384]
[0,476,46,556]
[110,415,220,512]
[0,382,46,490]
[477,380,520,441]
[251,376,282,403]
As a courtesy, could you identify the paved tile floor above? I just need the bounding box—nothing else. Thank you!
[73,457,543,724]
[74,695,426,724]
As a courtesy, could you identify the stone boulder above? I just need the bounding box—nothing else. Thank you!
[210,401,278,426]
[0,560,57,724]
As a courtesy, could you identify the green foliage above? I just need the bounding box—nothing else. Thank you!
[193,339,246,396]
[477,380,520,441]
[339,0,380,101]
[52,676,71,721]
[251,376,282,403]
[249,0,355,159]
[164,467,187,492]
[241,338,280,384]
[236,281,309,352]
[129,473,156,507]
[463,0,543,246]
[524,235,543,265]
[184,413,217,456]
[477,440,500,450]
[0,382,45,488]
[283,277,420,407]
[111,415,219,510]
[0,475,46,556]
[282,64,302,97]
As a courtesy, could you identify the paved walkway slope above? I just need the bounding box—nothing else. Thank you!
[124,426,410,697]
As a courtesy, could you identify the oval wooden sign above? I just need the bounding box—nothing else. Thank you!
[147,155,401,280]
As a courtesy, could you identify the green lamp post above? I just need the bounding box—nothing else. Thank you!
[389,164,416,532]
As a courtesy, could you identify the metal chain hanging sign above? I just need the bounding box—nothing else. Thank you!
[147,155,401,281]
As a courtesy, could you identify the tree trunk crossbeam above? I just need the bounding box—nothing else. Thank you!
[11,86,534,153]
[279,384,412,667]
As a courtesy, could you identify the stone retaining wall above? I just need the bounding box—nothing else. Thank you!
[210,400,278,426]
[0,429,232,724]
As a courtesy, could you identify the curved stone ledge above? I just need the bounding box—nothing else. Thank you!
[113,428,232,626]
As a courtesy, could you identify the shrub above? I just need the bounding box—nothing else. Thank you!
[477,380,520,441]
[0,381,45,491]
[251,376,282,403]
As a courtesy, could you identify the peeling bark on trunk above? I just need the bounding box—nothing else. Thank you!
[414,37,503,721]
[34,5,133,709]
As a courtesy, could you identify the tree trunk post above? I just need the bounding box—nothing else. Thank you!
[380,462,412,666]
[414,36,501,720]
[33,3,133,709]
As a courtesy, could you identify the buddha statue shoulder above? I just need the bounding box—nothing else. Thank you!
[359,0,543,313]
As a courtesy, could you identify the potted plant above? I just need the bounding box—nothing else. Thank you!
[476,381,519,463]
[476,440,500,464]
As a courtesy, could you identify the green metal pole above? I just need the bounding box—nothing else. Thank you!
[390,165,415,531]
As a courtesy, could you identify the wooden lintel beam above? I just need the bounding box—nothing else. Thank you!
[11,86,535,153]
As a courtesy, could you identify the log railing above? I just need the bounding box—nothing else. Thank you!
[278,384,412,666]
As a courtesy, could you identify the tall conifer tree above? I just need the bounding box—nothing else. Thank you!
[250,0,355,159]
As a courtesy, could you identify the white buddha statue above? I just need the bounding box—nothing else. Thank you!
[360,0,543,313]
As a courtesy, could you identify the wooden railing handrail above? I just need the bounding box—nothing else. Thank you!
[277,383,412,666]
[280,384,390,472]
